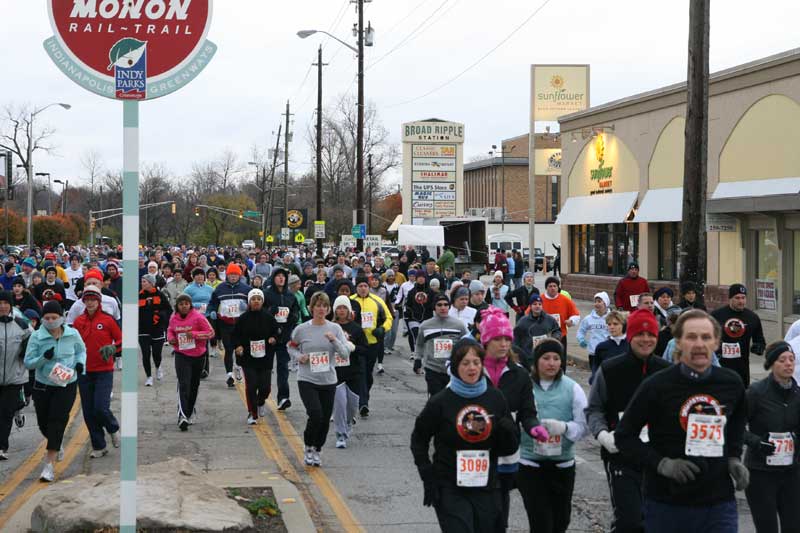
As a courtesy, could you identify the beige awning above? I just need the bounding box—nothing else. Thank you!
[387,214,403,232]
[634,187,683,223]
[555,191,638,225]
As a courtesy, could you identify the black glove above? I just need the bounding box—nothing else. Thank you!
[373,326,385,339]
[235,354,243,367]
[417,464,440,508]
[75,362,84,374]
[758,439,777,456]
[413,359,422,372]
[43,347,55,360]
[751,343,765,356]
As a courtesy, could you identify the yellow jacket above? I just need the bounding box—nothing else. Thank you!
[350,293,392,345]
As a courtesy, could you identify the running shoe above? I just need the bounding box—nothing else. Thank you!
[0,450,8,460]
[409,354,415,361]
[226,375,235,388]
[14,412,25,428]
[311,449,321,467]
[277,398,291,411]
[156,367,164,381]
[359,405,370,418]
[57,445,64,462]
[208,346,217,358]
[376,363,385,375]
[189,409,197,425]
[247,415,257,426]
[335,435,347,449]
[89,448,108,459]
[303,446,315,466]
[258,405,267,418]
[115,358,123,370]
[234,365,243,382]
[178,417,190,432]
[40,462,55,482]
[145,377,154,387]
[110,431,121,448]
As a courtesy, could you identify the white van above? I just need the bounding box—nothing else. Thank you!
[488,233,523,264]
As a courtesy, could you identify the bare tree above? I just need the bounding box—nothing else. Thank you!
[0,104,60,180]
[80,150,105,213]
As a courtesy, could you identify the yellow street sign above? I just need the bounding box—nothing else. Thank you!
[266,235,274,243]
[258,231,264,237]
[294,232,305,243]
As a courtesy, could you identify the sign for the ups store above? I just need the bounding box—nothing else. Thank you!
[44,0,217,101]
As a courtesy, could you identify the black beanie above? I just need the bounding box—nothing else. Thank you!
[764,341,794,370]
[42,300,63,317]
[533,338,564,368]
[0,290,12,305]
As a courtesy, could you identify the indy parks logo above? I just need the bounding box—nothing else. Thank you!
[110,38,147,99]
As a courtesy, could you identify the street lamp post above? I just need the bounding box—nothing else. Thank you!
[35,172,52,215]
[54,179,68,214]
[25,103,71,249]
[248,161,267,248]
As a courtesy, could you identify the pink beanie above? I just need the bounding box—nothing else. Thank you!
[479,306,513,346]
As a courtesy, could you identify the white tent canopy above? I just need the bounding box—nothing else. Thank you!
[398,225,444,247]
[387,214,403,232]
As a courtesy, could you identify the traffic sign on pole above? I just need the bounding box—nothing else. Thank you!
[351,224,366,239]
[281,227,290,241]
[314,220,326,239]
[266,235,274,243]
[295,232,305,243]
[244,210,260,218]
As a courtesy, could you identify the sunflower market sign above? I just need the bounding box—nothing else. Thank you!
[44,0,217,100]
[589,134,613,195]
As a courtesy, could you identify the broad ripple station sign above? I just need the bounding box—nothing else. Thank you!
[44,0,217,101]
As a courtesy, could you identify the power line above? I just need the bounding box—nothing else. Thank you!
[386,0,553,108]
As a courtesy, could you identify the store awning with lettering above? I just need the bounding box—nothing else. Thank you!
[633,187,683,223]
[708,177,800,213]
[554,191,638,225]
[387,214,403,233]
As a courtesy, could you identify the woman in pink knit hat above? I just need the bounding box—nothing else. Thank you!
[479,306,549,531]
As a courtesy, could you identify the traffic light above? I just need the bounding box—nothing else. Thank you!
[171,202,176,215]
[90,217,96,230]
[194,207,200,217]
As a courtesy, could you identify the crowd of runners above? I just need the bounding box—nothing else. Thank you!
[0,242,798,532]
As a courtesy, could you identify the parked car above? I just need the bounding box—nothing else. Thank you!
[533,248,547,272]
[242,240,256,250]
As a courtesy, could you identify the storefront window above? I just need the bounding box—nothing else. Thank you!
[794,231,800,315]
[755,229,779,311]
[570,224,638,276]
[658,222,681,280]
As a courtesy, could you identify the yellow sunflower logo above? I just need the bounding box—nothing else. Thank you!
[550,75,565,89]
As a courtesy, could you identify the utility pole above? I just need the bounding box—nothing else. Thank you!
[314,45,328,223]
[267,122,282,240]
[282,100,293,243]
[355,0,365,249]
[679,0,710,302]
[367,153,373,234]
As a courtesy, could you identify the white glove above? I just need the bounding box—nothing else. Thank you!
[597,430,618,453]
[345,341,356,353]
[541,418,567,436]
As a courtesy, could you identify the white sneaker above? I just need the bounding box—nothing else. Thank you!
[89,448,108,459]
[57,445,64,462]
[303,446,315,466]
[335,435,347,449]
[189,409,197,425]
[311,449,321,467]
[258,405,267,418]
[376,363,385,375]
[234,365,243,382]
[247,415,257,425]
[110,431,121,448]
[209,346,217,358]
[156,367,164,381]
[145,377,154,387]
[14,412,25,428]
[116,358,123,370]
[40,462,55,482]
[0,449,8,460]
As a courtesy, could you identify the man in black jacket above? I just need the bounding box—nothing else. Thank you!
[504,271,539,321]
[711,284,765,387]
[585,309,671,533]
[512,293,561,370]
[263,268,298,410]
[615,309,748,532]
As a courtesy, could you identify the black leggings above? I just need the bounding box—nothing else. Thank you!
[746,467,800,533]
[139,334,164,377]
[434,484,502,533]
[32,380,77,451]
[243,363,272,418]
[0,384,23,450]
[220,326,235,374]
[297,381,335,450]
[175,352,204,421]
[517,462,576,533]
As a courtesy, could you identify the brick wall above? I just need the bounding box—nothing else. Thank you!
[562,273,730,311]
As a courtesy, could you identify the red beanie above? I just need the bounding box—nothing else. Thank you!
[626,309,659,341]
[226,263,242,276]
[85,268,104,283]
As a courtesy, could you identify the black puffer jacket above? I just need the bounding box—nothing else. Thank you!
[233,308,281,369]
[744,375,800,471]
[263,268,298,344]
[495,359,539,433]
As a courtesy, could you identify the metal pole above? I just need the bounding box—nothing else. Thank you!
[120,100,140,532]
[355,0,365,249]
[501,147,506,232]
[268,123,282,238]
[284,100,290,242]
[1,152,8,246]
[261,166,267,248]
[26,116,33,249]
[315,45,324,223]
[47,174,52,216]
[367,153,373,235]
[63,180,68,214]
[99,185,103,241]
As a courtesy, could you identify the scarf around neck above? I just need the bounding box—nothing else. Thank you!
[449,375,488,398]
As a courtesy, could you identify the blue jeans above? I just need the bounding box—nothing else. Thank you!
[275,346,290,402]
[384,312,398,351]
[645,498,737,533]
[78,371,119,450]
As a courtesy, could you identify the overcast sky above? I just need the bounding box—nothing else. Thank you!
[3,0,799,194]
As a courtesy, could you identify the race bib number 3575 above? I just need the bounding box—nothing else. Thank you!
[685,414,726,457]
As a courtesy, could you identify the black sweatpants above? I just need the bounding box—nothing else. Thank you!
[359,343,381,408]
[297,380,335,450]
[517,462,576,533]
[220,325,235,374]
[746,467,800,533]
[139,334,165,377]
[603,458,644,533]
[425,369,449,397]
[174,352,205,421]
[434,484,502,533]
[243,362,272,418]
[32,380,77,451]
[0,384,23,451]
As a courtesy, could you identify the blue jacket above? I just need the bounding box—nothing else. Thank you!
[24,325,86,387]
[577,310,609,355]
[184,282,214,315]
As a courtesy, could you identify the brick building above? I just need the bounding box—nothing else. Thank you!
[464,133,561,223]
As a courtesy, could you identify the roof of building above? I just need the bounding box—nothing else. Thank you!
[464,157,529,171]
